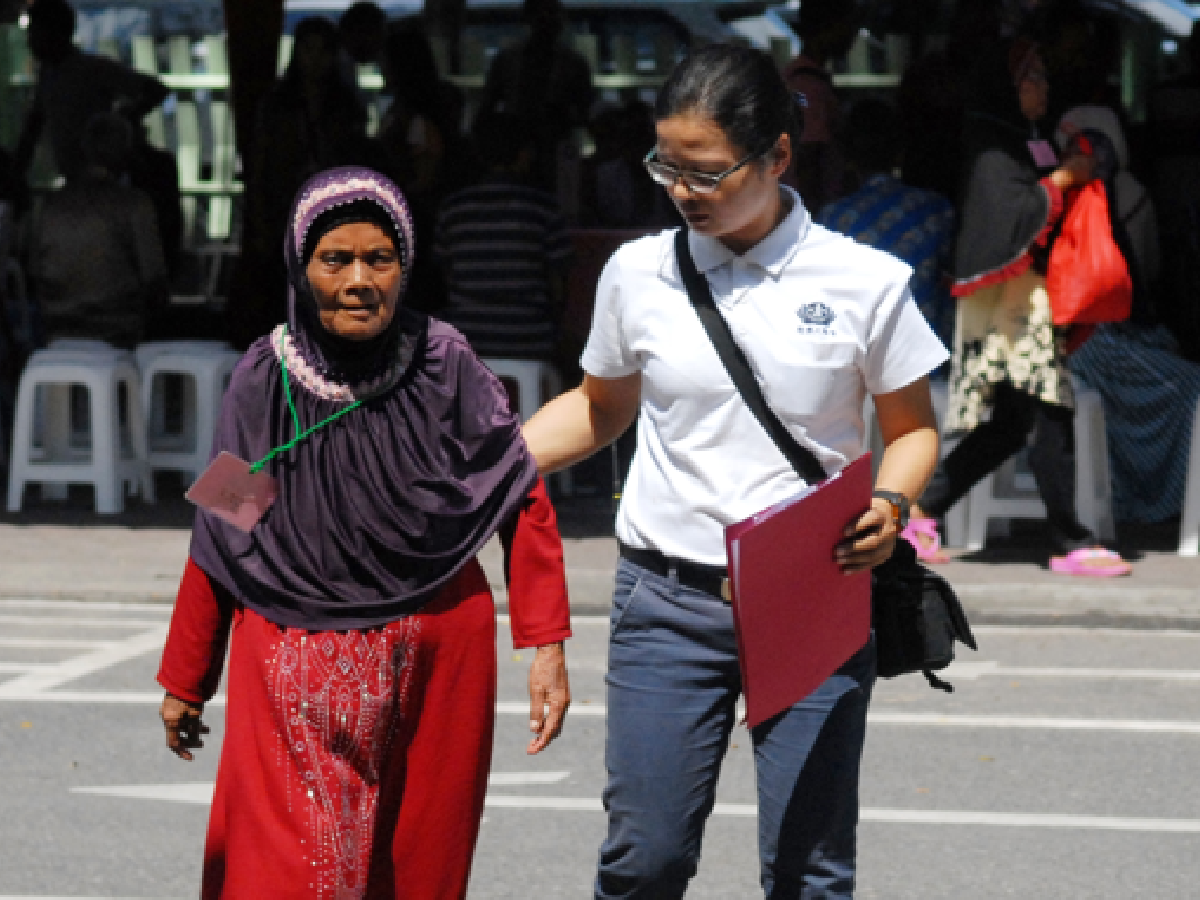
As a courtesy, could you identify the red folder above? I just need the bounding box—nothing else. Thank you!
[726,453,873,729]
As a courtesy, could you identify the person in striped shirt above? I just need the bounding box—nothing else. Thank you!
[433,111,573,361]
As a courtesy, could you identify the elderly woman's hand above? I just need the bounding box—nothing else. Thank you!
[161,691,209,761]
[527,642,570,755]
[835,497,899,575]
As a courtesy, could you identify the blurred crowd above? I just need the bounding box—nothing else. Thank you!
[3,0,1200,527]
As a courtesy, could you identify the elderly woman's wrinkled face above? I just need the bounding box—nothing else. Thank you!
[306,222,404,341]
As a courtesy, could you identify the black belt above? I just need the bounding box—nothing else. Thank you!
[618,542,731,601]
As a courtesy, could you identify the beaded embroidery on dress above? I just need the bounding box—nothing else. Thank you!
[271,619,420,898]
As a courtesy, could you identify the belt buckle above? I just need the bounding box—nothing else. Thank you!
[720,577,731,603]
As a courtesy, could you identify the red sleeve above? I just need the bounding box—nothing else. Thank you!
[1034,176,1066,246]
[952,178,1068,297]
[157,557,236,704]
[499,477,572,649]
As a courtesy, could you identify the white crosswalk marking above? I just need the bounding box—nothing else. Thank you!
[943,659,1200,681]
[858,808,1200,833]
[866,712,1200,733]
[0,662,52,673]
[73,774,572,806]
[487,771,570,786]
[0,638,116,649]
[994,665,1200,680]
[0,627,167,698]
[494,700,1200,734]
[70,784,1200,834]
[972,625,1200,637]
[484,797,1200,832]
[496,699,606,717]
[0,615,172,628]
[73,783,215,805]
[8,692,1200,737]
[0,598,173,612]
[0,691,182,704]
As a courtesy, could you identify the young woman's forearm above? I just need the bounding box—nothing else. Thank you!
[875,426,940,504]
[872,378,941,503]
[522,388,606,474]
[523,374,640,475]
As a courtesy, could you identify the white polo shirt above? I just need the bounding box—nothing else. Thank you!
[581,187,949,567]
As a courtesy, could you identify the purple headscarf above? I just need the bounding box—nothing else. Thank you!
[190,167,538,630]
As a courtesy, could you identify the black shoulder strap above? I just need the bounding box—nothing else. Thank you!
[673,227,828,485]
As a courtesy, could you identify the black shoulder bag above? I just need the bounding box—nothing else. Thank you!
[673,228,977,691]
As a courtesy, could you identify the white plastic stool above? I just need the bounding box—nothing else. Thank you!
[964,380,1115,551]
[137,344,241,481]
[7,349,155,514]
[135,340,232,371]
[1177,398,1200,556]
[481,358,572,495]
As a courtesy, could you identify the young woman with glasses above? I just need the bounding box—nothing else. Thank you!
[523,44,947,897]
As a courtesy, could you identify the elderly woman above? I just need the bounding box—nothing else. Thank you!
[157,167,571,898]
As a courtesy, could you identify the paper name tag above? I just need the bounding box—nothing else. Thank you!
[1027,139,1059,168]
[185,451,279,532]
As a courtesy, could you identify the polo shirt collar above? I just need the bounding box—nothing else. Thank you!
[683,185,810,279]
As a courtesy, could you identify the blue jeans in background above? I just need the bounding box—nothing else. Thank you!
[595,557,876,900]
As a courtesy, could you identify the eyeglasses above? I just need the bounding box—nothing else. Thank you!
[642,147,767,195]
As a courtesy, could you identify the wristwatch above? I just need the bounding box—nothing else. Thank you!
[872,490,910,528]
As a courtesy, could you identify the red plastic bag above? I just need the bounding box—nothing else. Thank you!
[1046,180,1132,326]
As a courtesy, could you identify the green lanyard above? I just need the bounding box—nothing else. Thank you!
[249,325,364,474]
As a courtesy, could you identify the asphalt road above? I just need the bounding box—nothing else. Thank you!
[1,597,1199,899]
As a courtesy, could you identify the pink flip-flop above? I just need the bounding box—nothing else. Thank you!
[901,517,949,564]
[1049,546,1132,577]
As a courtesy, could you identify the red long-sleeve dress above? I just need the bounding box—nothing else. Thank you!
[158,478,571,900]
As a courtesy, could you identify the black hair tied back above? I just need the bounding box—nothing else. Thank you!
[655,44,802,158]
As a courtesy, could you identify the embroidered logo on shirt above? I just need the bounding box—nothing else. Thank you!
[797,302,838,335]
[798,302,836,326]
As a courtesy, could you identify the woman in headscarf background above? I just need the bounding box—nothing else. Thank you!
[156,167,572,898]
[1058,105,1200,525]
[907,37,1132,576]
